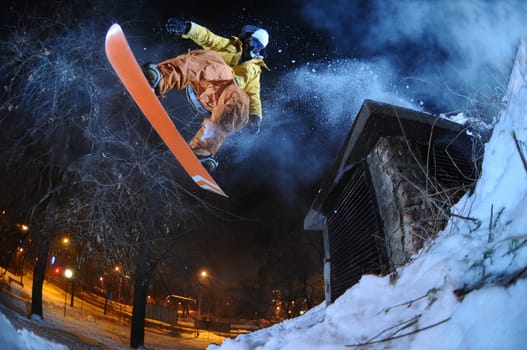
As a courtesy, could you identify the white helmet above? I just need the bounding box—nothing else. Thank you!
[251,28,269,49]
[240,25,269,49]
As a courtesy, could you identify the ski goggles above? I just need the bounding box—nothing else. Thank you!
[249,36,265,51]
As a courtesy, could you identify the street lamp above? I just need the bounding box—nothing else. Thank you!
[114,266,123,303]
[16,247,25,284]
[197,269,208,320]
[63,268,73,317]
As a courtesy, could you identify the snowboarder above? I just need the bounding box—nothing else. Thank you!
[143,19,270,172]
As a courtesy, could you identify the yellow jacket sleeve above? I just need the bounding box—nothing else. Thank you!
[182,22,242,66]
[233,61,264,117]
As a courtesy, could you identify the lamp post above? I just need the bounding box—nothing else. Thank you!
[197,270,208,320]
[15,223,29,284]
[16,247,24,284]
[63,268,73,317]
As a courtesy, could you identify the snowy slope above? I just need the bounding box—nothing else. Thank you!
[209,38,527,350]
[0,312,67,350]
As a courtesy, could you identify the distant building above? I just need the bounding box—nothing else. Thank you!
[304,100,483,303]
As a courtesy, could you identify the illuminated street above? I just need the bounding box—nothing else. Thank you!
[1,268,226,349]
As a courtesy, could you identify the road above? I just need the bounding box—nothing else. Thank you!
[0,268,226,349]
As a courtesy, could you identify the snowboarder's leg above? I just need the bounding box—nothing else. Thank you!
[190,118,227,156]
[212,86,250,133]
[197,154,219,173]
[189,84,250,171]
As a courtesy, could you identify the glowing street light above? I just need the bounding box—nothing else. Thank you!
[197,269,210,320]
[16,223,29,232]
[63,268,74,317]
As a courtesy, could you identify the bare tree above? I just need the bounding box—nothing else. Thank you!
[0,1,103,317]
[77,108,204,347]
[1,1,221,348]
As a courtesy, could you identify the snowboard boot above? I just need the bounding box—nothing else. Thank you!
[142,63,161,95]
[197,154,219,173]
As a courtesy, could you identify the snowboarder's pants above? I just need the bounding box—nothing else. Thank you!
[157,50,250,156]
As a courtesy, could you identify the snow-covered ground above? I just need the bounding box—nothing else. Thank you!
[208,39,527,350]
[0,311,66,350]
[0,269,224,349]
[1,28,526,350]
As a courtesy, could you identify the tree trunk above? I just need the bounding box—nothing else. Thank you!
[30,235,51,318]
[30,200,56,318]
[130,242,154,348]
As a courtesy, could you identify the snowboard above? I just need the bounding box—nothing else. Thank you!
[104,23,227,197]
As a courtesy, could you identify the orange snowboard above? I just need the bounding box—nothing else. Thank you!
[105,23,227,197]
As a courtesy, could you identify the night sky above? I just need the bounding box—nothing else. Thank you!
[135,0,527,286]
[2,0,527,287]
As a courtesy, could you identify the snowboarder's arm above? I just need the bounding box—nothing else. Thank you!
[245,77,263,118]
[241,62,268,118]
[183,22,237,53]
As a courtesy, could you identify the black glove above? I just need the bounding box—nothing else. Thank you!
[248,114,262,135]
[165,18,189,36]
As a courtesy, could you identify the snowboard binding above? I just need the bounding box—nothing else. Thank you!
[197,154,219,173]
[142,63,161,95]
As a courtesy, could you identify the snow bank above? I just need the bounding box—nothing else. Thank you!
[0,311,67,350]
[209,38,527,350]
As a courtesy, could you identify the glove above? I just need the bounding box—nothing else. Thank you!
[165,18,188,36]
[248,114,262,135]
